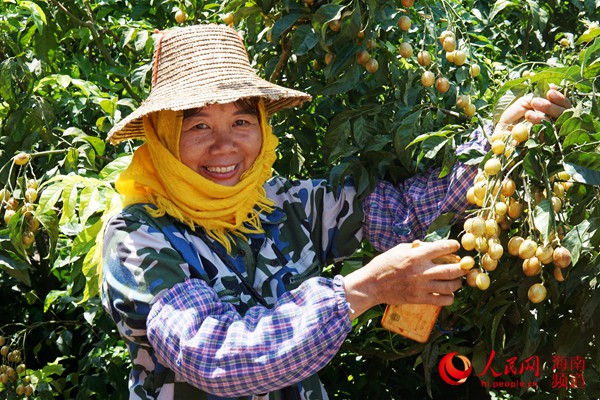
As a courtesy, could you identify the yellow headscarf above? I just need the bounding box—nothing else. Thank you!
[115,100,279,253]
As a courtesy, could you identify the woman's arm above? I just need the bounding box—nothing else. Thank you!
[146,275,351,397]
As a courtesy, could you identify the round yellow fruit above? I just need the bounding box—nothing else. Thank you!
[469,64,481,77]
[399,42,413,58]
[435,77,450,93]
[417,50,431,66]
[476,272,490,290]
[421,71,435,87]
[484,158,502,176]
[398,16,411,31]
[519,239,538,259]
[528,283,547,303]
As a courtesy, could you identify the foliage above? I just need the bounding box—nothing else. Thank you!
[0,0,599,398]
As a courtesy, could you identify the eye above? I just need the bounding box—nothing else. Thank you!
[233,119,249,127]
[194,122,209,130]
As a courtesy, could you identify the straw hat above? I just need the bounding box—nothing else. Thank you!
[106,24,312,144]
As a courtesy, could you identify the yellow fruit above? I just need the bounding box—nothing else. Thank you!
[553,247,572,268]
[528,283,547,303]
[439,30,455,45]
[511,123,529,143]
[22,231,35,247]
[552,197,562,212]
[399,42,413,58]
[519,239,538,259]
[536,244,554,264]
[507,201,523,219]
[484,158,502,176]
[222,12,234,25]
[464,103,476,117]
[463,217,474,232]
[357,50,371,65]
[508,236,524,256]
[25,188,37,202]
[421,71,435,87]
[559,38,570,47]
[443,36,456,52]
[522,257,541,276]
[491,129,506,142]
[475,236,489,252]
[453,50,466,66]
[481,254,498,271]
[488,243,504,260]
[476,273,490,290]
[473,181,486,200]
[461,232,476,251]
[325,53,334,65]
[365,58,379,73]
[469,63,481,77]
[456,95,469,109]
[491,140,505,155]
[175,10,187,24]
[3,209,16,225]
[417,50,431,66]
[398,16,411,31]
[460,256,475,270]
[13,152,30,166]
[445,50,455,63]
[501,179,516,197]
[367,39,377,50]
[466,187,477,204]
[466,269,480,287]
[495,201,508,216]
[485,219,499,238]
[470,217,486,237]
[401,0,415,6]
[435,77,450,93]
[553,266,565,282]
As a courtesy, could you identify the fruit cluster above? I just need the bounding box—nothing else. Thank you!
[0,336,34,397]
[458,121,573,303]
[1,152,40,250]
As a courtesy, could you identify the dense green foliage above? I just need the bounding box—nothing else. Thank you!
[1,0,599,398]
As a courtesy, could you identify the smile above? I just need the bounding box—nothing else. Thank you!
[205,165,237,173]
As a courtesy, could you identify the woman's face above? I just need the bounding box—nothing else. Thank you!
[179,102,262,186]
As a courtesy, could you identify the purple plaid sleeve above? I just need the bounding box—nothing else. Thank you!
[146,275,352,397]
[363,126,491,251]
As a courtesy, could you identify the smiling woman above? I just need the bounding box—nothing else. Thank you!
[179,101,263,186]
[100,23,569,400]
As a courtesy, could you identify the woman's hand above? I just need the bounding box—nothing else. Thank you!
[498,85,572,127]
[342,239,466,319]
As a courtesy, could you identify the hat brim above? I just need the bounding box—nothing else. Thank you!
[107,74,311,144]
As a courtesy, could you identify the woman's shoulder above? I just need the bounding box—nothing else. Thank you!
[265,176,329,198]
[105,203,177,235]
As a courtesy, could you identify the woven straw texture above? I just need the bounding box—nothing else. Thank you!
[107,24,311,144]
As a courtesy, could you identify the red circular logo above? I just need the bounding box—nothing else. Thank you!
[439,352,473,385]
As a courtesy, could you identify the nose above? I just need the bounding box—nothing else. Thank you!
[209,126,237,154]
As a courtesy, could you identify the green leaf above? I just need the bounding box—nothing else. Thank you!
[0,252,31,286]
[271,12,301,42]
[489,0,519,21]
[522,149,544,179]
[99,155,132,181]
[292,24,318,55]
[561,220,592,266]
[576,24,600,44]
[533,199,554,245]
[312,4,343,38]
[564,151,600,185]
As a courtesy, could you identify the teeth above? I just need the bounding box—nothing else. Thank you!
[206,165,236,173]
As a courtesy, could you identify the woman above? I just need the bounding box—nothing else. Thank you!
[102,24,570,400]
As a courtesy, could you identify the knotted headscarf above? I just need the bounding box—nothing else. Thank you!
[115,100,279,252]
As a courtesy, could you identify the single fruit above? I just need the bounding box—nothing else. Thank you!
[399,42,413,58]
[488,243,504,260]
[417,50,431,66]
[466,269,480,287]
[329,19,341,32]
[357,50,371,65]
[445,50,455,63]
[3,210,16,225]
[13,152,30,166]
[553,247,571,268]
[435,77,450,93]
[484,158,501,176]
[469,64,481,77]
[401,0,415,6]
[507,201,523,219]
[522,257,542,276]
[453,50,466,66]
[325,53,334,65]
[398,16,411,31]
[485,219,499,237]
[528,283,547,303]
[443,36,456,52]
[460,256,475,270]
[461,232,476,251]
[481,254,498,271]
[536,244,554,264]
[25,188,37,202]
[222,12,234,25]
[559,38,569,47]
[553,266,565,282]
[511,123,529,143]
[470,217,485,236]
[22,231,35,247]
[495,201,507,216]
[421,71,435,87]
[175,10,187,24]
[365,58,379,73]
[501,179,516,197]
[476,272,491,290]
[464,103,476,117]
[491,140,505,155]
[367,39,377,50]
[519,239,538,259]
[552,197,562,212]
[466,187,477,204]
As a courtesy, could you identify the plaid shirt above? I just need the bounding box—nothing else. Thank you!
[103,127,489,399]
